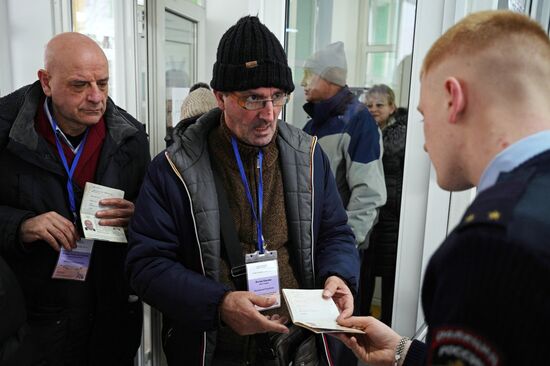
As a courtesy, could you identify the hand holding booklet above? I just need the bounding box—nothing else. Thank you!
[80,182,127,243]
[282,288,364,334]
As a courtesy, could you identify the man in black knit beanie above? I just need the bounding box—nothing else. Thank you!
[335,10,550,366]
[127,15,360,365]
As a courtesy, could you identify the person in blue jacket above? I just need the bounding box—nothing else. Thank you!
[301,42,387,364]
[336,10,550,366]
[302,42,386,250]
[126,16,360,366]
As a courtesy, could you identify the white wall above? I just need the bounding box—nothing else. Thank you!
[0,0,12,95]
[7,0,54,89]
[2,0,287,93]
[204,0,249,83]
[205,0,286,85]
[330,0,360,85]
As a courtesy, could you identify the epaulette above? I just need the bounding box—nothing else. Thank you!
[457,206,508,230]
[456,177,529,231]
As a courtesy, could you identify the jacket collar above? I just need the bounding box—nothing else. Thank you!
[169,108,314,168]
[10,81,138,152]
[303,85,351,123]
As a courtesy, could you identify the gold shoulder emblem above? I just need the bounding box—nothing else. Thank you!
[464,214,475,223]
[488,210,501,221]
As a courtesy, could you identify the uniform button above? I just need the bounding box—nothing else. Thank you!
[128,295,139,303]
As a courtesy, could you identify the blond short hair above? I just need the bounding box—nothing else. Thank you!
[365,84,396,107]
[422,10,550,76]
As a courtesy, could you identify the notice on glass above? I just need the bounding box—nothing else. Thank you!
[52,239,94,281]
[80,182,127,243]
[282,289,365,334]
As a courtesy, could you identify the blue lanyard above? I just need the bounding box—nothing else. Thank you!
[231,136,265,253]
[50,118,89,223]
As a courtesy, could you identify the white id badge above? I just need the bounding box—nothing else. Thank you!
[52,239,94,281]
[245,250,280,311]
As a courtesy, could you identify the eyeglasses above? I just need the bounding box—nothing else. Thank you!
[228,92,290,111]
[366,103,389,109]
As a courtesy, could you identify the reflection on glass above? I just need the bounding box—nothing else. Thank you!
[164,11,196,139]
[136,2,148,129]
[285,0,415,126]
[71,0,117,101]
[285,0,417,326]
[366,52,394,86]
[508,0,528,13]
[367,0,398,45]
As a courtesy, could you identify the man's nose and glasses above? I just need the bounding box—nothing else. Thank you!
[228,92,290,111]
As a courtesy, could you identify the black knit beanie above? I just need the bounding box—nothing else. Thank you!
[210,16,295,93]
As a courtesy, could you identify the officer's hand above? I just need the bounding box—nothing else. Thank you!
[323,275,354,320]
[219,291,289,335]
[96,198,134,227]
[19,211,79,252]
[334,316,402,366]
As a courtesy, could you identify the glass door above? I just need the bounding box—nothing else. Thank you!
[285,0,417,327]
[70,0,140,119]
[147,0,206,157]
[164,11,197,143]
[142,1,206,364]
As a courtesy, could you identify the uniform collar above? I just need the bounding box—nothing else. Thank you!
[477,130,550,194]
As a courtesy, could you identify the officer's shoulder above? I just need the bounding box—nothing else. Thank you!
[456,184,518,231]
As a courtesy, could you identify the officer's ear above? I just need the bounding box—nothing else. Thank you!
[38,69,53,97]
[213,90,226,111]
[445,77,465,125]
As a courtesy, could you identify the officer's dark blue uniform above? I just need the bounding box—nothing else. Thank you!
[404,147,550,365]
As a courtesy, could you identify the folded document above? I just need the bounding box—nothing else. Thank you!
[282,288,364,334]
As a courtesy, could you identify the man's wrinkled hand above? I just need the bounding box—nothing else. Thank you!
[323,275,354,321]
[219,291,289,335]
[19,211,79,252]
[96,198,134,227]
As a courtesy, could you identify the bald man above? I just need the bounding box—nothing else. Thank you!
[335,10,550,366]
[0,33,150,365]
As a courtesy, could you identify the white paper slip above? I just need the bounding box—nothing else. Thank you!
[52,239,94,281]
[80,182,127,243]
[282,288,365,334]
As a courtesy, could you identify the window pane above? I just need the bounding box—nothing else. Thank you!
[71,0,117,100]
[285,0,416,126]
[368,0,395,45]
[164,11,197,140]
[365,52,395,86]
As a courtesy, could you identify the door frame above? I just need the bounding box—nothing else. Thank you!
[147,0,206,157]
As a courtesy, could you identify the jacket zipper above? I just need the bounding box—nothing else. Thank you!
[164,152,208,366]
[309,136,317,282]
[309,137,333,366]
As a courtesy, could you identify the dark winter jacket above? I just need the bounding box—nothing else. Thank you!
[0,82,150,365]
[0,256,29,366]
[126,108,360,366]
[404,149,550,365]
[303,87,386,247]
[369,108,407,275]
